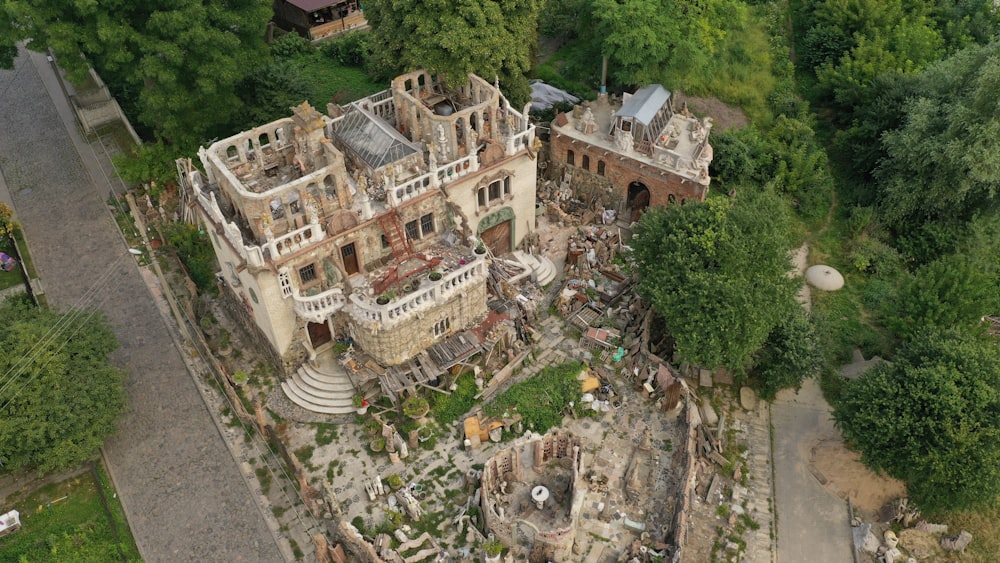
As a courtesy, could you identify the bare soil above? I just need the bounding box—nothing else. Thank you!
[809,438,906,515]
[672,91,749,132]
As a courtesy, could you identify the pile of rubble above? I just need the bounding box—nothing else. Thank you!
[853,498,974,562]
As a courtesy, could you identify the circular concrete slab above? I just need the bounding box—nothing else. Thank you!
[805,265,844,291]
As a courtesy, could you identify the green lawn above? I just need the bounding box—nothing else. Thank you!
[0,464,141,562]
[292,51,384,109]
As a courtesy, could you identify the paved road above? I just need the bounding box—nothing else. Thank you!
[0,48,284,562]
[772,378,853,562]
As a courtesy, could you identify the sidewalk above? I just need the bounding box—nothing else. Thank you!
[0,47,285,562]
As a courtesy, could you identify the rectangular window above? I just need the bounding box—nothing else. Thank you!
[381,233,390,248]
[405,220,420,240]
[299,264,317,283]
[420,213,434,236]
[478,188,486,207]
[503,177,511,197]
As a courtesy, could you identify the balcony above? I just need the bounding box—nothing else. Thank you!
[347,254,487,331]
[293,286,348,323]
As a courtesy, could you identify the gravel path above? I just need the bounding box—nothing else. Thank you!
[0,48,284,562]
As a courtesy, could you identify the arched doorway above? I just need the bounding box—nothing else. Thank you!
[627,181,651,223]
[478,207,515,256]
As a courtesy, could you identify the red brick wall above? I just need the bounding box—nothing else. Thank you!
[550,128,708,207]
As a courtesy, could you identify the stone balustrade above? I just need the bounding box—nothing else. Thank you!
[265,222,325,258]
[293,287,347,324]
[436,153,480,186]
[347,257,486,329]
[388,172,436,206]
[505,127,535,156]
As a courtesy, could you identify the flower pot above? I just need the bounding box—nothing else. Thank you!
[356,405,368,415]
[376,295,390,305]
[429,272,442,281]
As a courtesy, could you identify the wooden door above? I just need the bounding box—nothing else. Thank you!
[341,243,359,275]
[308,321,332,348]
[481,220,512,256]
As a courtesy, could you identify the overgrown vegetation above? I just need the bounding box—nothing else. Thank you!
[430,372,479,426]
[484,361,586,433]
[161,222,219,294]
[0,465,141,562]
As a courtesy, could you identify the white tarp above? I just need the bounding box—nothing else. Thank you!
[530,80,580,112]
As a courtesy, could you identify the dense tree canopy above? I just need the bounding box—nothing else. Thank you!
[834,327,1000,511]
[365,0,539,107]
[631,192,799,371]
[0,296,125,474]
[0,0,272,147]
[875,41,1000,233]
[591,0,745,87]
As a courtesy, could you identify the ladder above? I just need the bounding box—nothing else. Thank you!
[377,211,412,260]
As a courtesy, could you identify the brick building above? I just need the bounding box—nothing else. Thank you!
[549,85,713,222]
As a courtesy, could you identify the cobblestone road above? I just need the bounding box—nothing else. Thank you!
[0,48,284,562]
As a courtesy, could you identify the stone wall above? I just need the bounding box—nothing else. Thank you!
[348,275,487,366]
[481,432,584,561]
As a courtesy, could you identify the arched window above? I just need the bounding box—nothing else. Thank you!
[567,150,575,166]
[668,194,676,205]
[597,160,606,176]
[323,176,337,199]
[226,145,238,160]
[582,155,590,171]
[258,133,270,148]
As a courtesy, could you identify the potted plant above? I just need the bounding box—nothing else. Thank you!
[386,473,404,491]
[402,395,430,419]
[376,289,395,305]
[483,539,504,562]
[353,394,369,415]
[428,270,442,281]
[474,241,487,255]
[232,370,249,386]
[369,436,386,453]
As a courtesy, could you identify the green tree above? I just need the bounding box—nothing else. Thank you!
[750,310,821,400]
[0,0,272,147]
[0,296,125,474]
[875,41,1000,244]
[366,0,539,107]
[833,327,1000,511]
[890,252,999,338]
[630,192,799,371]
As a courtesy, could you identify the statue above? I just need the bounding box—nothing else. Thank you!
[436,124,449,160]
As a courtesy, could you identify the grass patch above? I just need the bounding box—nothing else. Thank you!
[932,499,1000,563]
[314,423,339,447]
[0,465,141,562]
[289,50,383,109]
[430,372,479,426]
[484,361,586,434]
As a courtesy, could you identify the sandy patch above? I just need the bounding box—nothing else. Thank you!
[810,437,906,514]
[673,91,749,132]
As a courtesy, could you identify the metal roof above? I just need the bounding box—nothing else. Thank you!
[332,105,420,169]
[616,84,671,126]
[286,0,345,12]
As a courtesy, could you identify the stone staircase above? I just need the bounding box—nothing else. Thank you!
[511,251,558,286]
[281,356,358,415]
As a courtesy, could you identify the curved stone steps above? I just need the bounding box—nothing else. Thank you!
[511,251,558,287]
[281,381,357,415]
[281,357,359,415]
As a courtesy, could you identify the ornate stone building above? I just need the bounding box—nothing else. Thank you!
[177,71,537,400]
[549,85,714,222]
